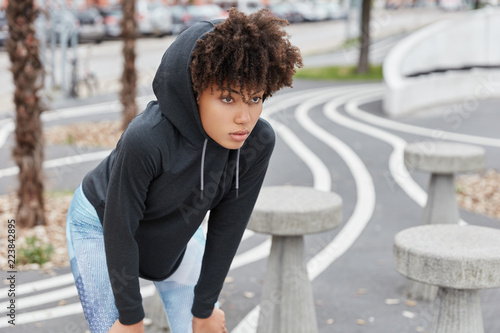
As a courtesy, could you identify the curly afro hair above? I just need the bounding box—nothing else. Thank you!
[190,8,303,101]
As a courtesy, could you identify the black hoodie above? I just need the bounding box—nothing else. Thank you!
[81,20,275,325]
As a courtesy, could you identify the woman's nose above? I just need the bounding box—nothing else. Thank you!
[235,105,251,124]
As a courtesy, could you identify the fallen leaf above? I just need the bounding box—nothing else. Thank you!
[356,288,367,296]
[402,311,415,319]
[385,298,400,305]
[356,319,366,326]
[405,300,417,307]
[243,291,255,299]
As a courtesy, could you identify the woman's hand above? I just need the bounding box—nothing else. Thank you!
[108,319,145,333]
[193,307,227,333]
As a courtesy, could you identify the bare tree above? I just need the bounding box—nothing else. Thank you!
[357,0,372,74]
[121,0,138,131]
[6,0,46,227]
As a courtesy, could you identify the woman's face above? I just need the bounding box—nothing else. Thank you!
[197,85,264,150]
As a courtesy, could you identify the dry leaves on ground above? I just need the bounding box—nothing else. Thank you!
[0,193,73,271]
[456,169,500,220]
[44,120,122,148]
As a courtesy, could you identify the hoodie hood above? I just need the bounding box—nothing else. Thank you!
[152,19,237,197]
[152,19,224,148]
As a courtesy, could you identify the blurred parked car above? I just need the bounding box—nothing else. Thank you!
[268,3,302,23]
[136,1,173,36]
[322,2,347,20]
[0,10,8,47]
[171,5,195,35]
[77,7,106,43]
[439,0,465,10]
[185,4,228,24]
[291,2,328,21]
[99,6,122,38]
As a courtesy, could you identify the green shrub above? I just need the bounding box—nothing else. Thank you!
[16,236,54,265]
[295,65,383,81]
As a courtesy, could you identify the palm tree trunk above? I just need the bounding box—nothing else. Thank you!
[121,0,138,131]
[357,0,372,74]
[6,0,46,227]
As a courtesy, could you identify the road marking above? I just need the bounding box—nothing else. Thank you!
[344,91,469,225]
[0,285,156,328]
[232,84,378,332]
[346,92,500,147]
[0,273,75,300]
[230,238,272,271]
[0,150,112,180]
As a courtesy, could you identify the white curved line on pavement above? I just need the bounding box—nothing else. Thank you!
[0,286,77,310]
[0,150,112,180]
[343,90,467,224]
[346,92,500,147]
[0,285,157,328]
[267,118,332,191]
[232,84,379,333]
[230,238,272,271]
[329,89,427,209]
[0,273,75,300]
[298,91,376,280]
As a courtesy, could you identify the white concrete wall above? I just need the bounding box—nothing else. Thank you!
[383,7,500,116]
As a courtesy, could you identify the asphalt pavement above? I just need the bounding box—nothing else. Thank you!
[1,6,500,333]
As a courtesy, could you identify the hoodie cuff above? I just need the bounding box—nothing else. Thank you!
[118,304,145,325]
[191,300,215,319]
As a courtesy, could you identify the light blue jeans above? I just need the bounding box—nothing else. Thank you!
[66,184,206,333]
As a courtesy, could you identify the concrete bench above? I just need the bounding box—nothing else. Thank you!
[394,224,500,333]
[403,141,485,300]
[247,186,343,333]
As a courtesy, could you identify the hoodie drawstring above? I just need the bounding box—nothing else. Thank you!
[199,139,241,199]
[200,139,208,200]
[235,148,240,198]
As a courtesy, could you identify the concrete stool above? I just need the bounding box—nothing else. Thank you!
[404,141,485,225]
[394,224,500,333]
[247,186,342,333]
[404,141,485,300]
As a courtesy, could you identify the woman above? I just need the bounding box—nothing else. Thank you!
[66,8,302,333]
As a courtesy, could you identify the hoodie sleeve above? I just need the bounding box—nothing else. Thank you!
[191,121,276,318]
[102,129,160,325]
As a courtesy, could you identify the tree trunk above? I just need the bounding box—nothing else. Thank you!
[121,0,138,131]
[357,0,372,74]
[6,0,46,227]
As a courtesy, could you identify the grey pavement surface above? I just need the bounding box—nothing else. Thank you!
[1,6,500,333]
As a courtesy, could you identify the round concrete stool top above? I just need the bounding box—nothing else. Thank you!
[247,186,343,236]
[394,224,500,289]
[404,141,485,174]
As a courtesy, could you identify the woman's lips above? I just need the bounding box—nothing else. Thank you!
[230,130,249,142]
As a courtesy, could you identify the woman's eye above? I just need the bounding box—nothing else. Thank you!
[252,97,262,103]
[221,97,233,103]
